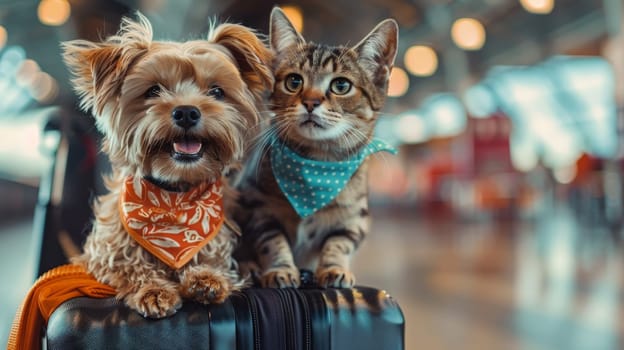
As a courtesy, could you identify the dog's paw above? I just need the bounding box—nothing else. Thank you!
[260,267,300,288]
[127,285,182,319]
[181,272,232,304]
[316,267,355,288]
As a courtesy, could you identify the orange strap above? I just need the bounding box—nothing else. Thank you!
[7,264,116,350]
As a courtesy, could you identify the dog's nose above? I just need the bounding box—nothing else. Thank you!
[172,105,201,129]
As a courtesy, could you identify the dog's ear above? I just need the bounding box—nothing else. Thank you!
[61,13,152,117]
[62,41,126,116]
[210,23,274,100]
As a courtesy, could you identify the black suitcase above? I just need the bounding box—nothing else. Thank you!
[45,286,404,350]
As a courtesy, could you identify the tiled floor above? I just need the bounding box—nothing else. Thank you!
[354,205,624,350]
[1,201,623,349]
[0,219,36,346]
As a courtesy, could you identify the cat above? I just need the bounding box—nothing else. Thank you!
[234,7,398,288]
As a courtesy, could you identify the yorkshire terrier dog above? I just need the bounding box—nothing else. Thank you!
[62,13,273,318]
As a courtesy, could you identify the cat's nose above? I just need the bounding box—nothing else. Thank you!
[302,99,321,113]
[172,105,201,129]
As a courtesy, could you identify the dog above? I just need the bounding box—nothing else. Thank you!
[61,12,273,318]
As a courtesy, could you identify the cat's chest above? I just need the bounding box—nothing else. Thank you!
[291,174,368,238]
[265,152,370,237]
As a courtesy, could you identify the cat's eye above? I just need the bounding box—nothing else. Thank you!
[330,78,352,95]
[208,85,225,100]
[285,74,303,92]
[145,85,161,98]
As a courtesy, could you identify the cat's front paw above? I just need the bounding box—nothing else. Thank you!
[180,271,232,304]
[126,284,183,318]
[316,267,355,288]
[261,267,300,288]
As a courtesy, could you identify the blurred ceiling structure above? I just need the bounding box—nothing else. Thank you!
[0,0,619,185]
[0,0,618,109]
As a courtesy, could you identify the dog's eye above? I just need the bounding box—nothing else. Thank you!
[208,86,224,100]
[145,85,161,98]
[285,73,303,92]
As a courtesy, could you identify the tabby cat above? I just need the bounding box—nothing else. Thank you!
[234,7,398,288]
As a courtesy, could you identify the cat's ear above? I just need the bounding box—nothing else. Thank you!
[270,7,305,52]
[352,19,399,95]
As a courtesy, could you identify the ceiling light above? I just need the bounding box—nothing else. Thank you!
[387,67,409,97]
[38,0,71,26]
[519,0,554,14]
[451,18,486,51]
[404,45,438,77]
[0,26,7,50]
[281,5,304,33]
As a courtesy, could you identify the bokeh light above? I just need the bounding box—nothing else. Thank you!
[423,93,467,137]
[0,26,7,50]
[464,84,498,118]
[404,45,438,77]
[38,0,71,26]
[451,18,486,51]
[553,163,577,184]
[15,59,40,88]
[281,5,304,33]
[394,113,429,144]
[29,71,59,103]
[387,67,409,97]
[519,0,555,14]
[0,46,26,76]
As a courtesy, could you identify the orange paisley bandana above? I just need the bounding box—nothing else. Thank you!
[119,176,224,269]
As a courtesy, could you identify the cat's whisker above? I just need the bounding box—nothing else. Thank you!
[248,127,273,149]
[248,122,296,179]
[341,130,365,158]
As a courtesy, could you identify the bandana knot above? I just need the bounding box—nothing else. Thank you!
[119,176,224,269]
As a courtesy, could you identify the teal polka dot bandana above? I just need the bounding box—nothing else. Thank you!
[271,138,397,218]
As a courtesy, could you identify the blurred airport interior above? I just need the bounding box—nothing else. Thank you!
[0,0,623,349]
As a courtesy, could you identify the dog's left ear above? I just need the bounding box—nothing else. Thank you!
[62,13,152,117]
[210,24,274,100]
[62,42,133,116]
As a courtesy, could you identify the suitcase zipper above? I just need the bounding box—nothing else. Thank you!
[299,290,312,350]
[277,289,296,350]
[242,289,313,350]
[241,292,261,350]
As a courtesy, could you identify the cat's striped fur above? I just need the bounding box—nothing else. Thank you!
[234,7,398,288]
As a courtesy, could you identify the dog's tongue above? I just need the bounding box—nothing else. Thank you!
[173,140,202,154]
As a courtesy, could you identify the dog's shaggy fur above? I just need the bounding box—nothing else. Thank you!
[62,13,273,318]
